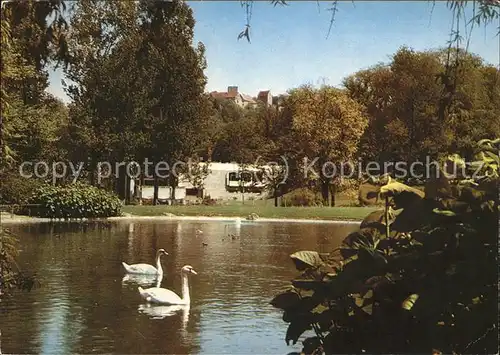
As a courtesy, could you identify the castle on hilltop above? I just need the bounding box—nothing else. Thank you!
[209,86,274,108]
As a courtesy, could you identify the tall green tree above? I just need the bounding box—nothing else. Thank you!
[64,0,141,187]
[344,47,500,166]
[287,85,368,207]
[136,0,210,203]
[1,0,69,299]
[1,0,68,172]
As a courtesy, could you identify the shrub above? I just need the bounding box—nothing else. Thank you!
[29,182,122,218]
[271,138,499,354]
[202,195,217,206]
[281,188,323,207]
[337,178,360,194]
[0,174,44,205]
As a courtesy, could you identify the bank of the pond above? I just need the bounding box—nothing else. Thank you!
[121,205,377,221]
[0,205,378,224]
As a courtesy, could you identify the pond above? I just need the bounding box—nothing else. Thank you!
[0,219,359,354]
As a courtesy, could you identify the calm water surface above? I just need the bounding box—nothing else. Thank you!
[0,220,359,354]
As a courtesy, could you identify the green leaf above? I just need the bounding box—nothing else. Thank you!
[285,320,311,345]
[361,303,373,315]
[352,289,373,310]
[483,151,500,164]
[379,181,425,199]
[302,337,322,354]
[311,303,329,314]
[360,209,397,229]
[480,200,496,212]
[291,279,325,291]
[471,296,481,304]
[402,294,419,311]
[446,153,466,168]
[290,251,325,271]
[432,208,457,217]
[270,290,300,310]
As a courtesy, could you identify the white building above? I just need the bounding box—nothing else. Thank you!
[134,162,270,203]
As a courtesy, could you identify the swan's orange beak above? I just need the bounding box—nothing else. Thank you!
[191,269,198,275]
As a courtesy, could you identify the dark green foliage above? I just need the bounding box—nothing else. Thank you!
[0,173,44,205]
[201,196,217,206]
[0,228,40,297]
[30,183,122,219]
[281,188,323,207]
[344,48,500,164]
[271,138,499,354]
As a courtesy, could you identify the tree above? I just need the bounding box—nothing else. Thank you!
[136,0,211,204]
[0,0,68,297]
[344,47,500,167]
[287,85,368,207]
[1,0,69,174]
[183,158,211,198]
[212,108,270,164]
[259,163,288,207]
[64,1,142,187]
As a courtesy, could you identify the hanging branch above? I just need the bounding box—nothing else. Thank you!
[436,0,499,121]
[437,1,462,122]
[237,0,253,43]
[238,0,286,43]
[326,1,339,40]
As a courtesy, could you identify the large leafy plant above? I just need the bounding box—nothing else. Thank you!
[271,138,498,354]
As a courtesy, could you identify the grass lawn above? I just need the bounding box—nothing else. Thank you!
[122,204,379,221]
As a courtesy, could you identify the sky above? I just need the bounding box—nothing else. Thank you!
[47,1,499,103]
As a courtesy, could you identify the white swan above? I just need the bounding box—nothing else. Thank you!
[122,248,168,275]
[138,265,197,305]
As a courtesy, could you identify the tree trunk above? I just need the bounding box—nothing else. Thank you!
[138,175,143,205]
[133,178,140,204]
[115,164,127,201]
[89,164,96,186]
[207,145,213,162]
[170,174,177,205]
[321,181,330,207]
[329,183,337,207]
[124,176,130,205]
[0,112,3,173]
[153,175,159,205]
[170,184,176,205]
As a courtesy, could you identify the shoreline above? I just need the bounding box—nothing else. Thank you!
[0,213,362,225]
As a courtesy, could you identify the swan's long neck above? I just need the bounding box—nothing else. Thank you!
[180,273,190,303]
[155,254,163,274]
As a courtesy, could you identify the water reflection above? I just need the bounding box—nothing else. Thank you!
[127,223,134,258]
[223,221,241,237]
[138,304,189,326]
[122,273,162,287]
